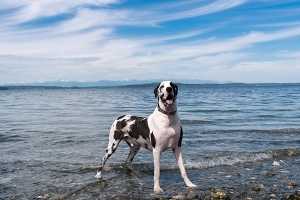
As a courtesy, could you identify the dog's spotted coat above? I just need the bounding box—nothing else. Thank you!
[96,81,196,192]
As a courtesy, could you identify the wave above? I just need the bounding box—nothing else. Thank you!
[184,149,299,170]
[202,128,300,134]
[126,148,300,172]
[0,133,24,142]
[181,119,212,124]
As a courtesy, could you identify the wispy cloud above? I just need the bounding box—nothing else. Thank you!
[0,0,121,23]
[0,0,300,83]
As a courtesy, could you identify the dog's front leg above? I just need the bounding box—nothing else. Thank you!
[173,147,196,188]
[153,149,163,193]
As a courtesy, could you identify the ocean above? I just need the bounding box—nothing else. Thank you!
[1,83,300,199]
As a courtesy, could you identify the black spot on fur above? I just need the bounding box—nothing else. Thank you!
[114,130,124,140]
[117,115,126,120]
[151,132,156,148]
[116,119,127,130]
[128,117,150,140]
[129,116,139,121]
[145,143,148,149]
[178,126,183,147]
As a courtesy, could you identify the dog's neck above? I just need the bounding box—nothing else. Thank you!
[157,102,177,116]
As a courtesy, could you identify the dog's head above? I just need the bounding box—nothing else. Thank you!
[154,81,178,107]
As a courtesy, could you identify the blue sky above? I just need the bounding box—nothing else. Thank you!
[1,0,300,84]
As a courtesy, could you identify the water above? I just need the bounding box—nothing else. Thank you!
[1,83,300,199]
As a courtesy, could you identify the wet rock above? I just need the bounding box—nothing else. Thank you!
[197,193,207,200]
[42,194,51,199]
[211,192,220,199]
[288,150,296,156]
[172,192,186,200]
[232,171,241,176]
[266,172,275,177]
[289,182,297,187]
[186,192,197,200]
[288,192,300,200]
[272,161,280,166]
[285,180,292,185]
[251,184,264,192]
[269,194,276,199]
[91,193,99,197]
[284,180,298,188]
[49,196,65,200]
[228,188,235,194]
[211,188,228,199]
[289,189,300,200]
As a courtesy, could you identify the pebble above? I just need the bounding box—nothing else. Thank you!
[43,194,51,199]
[49,196,65,200]
[289,182,297,187]
[284,180,298,188]
[266,172,275,177]
[232,171,241,176]
[186,192,197,200]
[269,194,276,199]
[288,190,300,200]
[211,192,220,199]
[211,188,227,199]
[172,192,186,200]
[251,184,264,192]
[272,161,280,166]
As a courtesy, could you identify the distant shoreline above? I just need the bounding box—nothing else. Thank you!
[1,82,299,90]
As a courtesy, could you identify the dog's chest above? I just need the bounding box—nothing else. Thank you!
[150,120,181,151]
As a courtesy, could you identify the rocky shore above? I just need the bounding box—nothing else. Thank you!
[3,157,299,200]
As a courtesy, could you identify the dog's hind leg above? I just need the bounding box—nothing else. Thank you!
[123,136,140,170]
[95,138,121,179]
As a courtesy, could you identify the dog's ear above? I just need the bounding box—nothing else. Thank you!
[171,82,178,96]
[154,83,160,98]
[174,84,178,96]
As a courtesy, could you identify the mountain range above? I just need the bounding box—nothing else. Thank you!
[2,78,225,87]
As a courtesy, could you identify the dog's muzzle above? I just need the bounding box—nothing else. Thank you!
[160,94,176,106]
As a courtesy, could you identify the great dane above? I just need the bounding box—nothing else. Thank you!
[95,81,196,192]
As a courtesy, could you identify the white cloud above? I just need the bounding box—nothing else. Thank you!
[157,0,248,22]
[1,0,300,83]
[0,0,121,23]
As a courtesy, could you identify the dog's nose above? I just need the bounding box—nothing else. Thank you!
[166,87,172,93]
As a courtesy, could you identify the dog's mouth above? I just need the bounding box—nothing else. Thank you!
[163,94,175,105]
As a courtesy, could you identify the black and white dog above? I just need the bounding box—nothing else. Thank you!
[95,81,196,192]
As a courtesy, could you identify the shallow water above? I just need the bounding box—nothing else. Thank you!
[1,83,300,199]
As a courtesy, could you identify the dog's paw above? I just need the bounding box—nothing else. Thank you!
[95,172,102,179]
[187,183,197,188]
[154,186,163,193]
[125,161,133,170]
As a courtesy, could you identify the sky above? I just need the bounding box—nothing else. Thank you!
[1,0,300,84]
